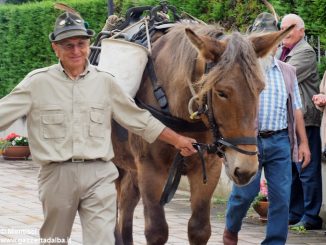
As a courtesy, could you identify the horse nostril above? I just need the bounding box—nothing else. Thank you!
[234,167,255,185]
[234,167,242,179]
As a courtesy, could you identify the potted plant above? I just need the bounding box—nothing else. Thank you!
[1,133,30,160]
[252,179,269,221]
[0,138,11,155]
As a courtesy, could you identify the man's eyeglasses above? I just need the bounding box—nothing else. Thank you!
[57,40,89,51]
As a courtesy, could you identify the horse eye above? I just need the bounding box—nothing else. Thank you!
[217,90,228,99]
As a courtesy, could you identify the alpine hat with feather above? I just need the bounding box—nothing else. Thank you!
[49,11,94,42]
[247,12,279,34]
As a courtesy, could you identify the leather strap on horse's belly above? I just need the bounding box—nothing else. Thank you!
[135,98,208,132]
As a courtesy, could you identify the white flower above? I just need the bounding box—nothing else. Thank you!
[12,141,16,146]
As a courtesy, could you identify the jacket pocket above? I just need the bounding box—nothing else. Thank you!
[89,106,105,138]
[41,113,66,139]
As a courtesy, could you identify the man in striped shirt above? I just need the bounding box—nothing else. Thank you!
[223,13,310,245]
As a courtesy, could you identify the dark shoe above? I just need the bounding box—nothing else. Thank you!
[289,221,322,230]
[288,219,299,225]
[223,228,238,245]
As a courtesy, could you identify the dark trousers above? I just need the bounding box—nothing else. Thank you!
[289,126,323,226]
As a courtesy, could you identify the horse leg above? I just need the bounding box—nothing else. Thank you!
[138,164,169,245]
[187,157,222,245]
[116,170,140,245]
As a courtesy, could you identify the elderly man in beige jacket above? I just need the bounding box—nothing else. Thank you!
[0,11,197,245]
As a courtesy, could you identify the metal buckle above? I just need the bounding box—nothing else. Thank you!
[71,158,85,163]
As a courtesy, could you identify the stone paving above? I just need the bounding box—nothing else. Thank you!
[0,158,325,244]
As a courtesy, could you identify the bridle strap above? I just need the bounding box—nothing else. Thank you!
[216,138,257,156]
[224,137,257,145]
[206,87,258,156]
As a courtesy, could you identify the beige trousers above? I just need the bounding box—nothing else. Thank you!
[38,161,119,245]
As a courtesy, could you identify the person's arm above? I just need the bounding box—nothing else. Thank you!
[294,109,311,168]
[108,77,197,157]
[157,127,197,156]
[0,82,31,131]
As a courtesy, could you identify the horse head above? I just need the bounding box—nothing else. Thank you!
[185,25,295,186]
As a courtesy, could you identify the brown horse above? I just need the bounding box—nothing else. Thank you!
[112,23,294,245]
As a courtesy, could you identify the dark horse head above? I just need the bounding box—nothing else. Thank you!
[149,23,294,185]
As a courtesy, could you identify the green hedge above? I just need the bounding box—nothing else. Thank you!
[0,0,108,98]
[1,0,325,97]
[114,0,325,78]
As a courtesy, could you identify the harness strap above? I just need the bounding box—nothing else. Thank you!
[146,57,170,113]
[223,137,257,145]
[159,152,184,205]
[160,143,209,206]
[216,139,257,155]
[135,98,208,132]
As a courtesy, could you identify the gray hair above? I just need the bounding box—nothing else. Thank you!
[282,14,305,29]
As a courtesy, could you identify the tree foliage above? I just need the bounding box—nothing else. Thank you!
[0,0,325,98]
[113,0,325,76]
[0,0,107,98]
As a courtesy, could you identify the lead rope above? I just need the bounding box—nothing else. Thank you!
[160,143,208,206]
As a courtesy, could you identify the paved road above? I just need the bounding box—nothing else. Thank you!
[0,158,325,244]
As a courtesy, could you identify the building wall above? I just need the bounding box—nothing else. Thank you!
[3,117,326,225]
[180,160,326,226]
[0,117,28,138]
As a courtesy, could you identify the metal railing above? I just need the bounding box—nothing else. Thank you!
[305,35,325,63]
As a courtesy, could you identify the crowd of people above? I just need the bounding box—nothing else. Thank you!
[223,12,324,245]
[0,4,324,245]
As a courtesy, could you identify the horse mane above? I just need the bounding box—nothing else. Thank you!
[198,32,265,99]
[153,23,264,101]
[154,23,224,90]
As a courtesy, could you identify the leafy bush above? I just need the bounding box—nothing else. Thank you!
[0,0,325,98]
[0,0,108,98]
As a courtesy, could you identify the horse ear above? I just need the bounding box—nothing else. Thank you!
[249,24,295,57]
[185,28,226,62]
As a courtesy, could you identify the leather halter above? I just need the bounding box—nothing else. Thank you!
[160,62,258,206]
[204,89,257,158]
[192,62,258,158]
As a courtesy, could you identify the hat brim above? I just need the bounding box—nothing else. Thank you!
[49,29,95,42]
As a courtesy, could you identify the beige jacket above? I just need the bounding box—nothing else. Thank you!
[317,71,326,150]
[0,62,165,165]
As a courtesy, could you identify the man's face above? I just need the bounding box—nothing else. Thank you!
[280,18,304,48]
[52,37,90,71]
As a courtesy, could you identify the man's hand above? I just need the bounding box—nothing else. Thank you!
[312,94,326,107]
[158,127,197,157]
[175,135,197,157]
[298,142,311,168]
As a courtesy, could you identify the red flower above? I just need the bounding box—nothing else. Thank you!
[5,133,20,141]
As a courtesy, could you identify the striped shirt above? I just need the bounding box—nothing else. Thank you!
[258,57,302,131]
